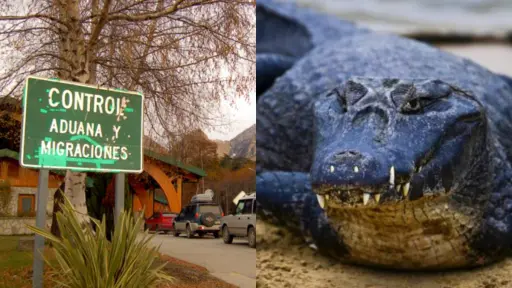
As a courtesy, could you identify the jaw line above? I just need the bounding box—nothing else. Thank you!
[313,169,456,209]
[312,163,415,208]
[312,149,430,189]
[317,187,453,211]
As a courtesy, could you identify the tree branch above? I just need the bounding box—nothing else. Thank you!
[107,0,185,22]
[0,14,67,27]
[87,0,111,52]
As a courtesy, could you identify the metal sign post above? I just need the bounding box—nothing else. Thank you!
[114,173,125,226]
[32,169,49,288]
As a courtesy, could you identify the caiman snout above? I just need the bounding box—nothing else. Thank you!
[329,150,380,182]
[330,150,368,178]
[311,147,421,208]
[312,149,389,188]
[332,150,362,163]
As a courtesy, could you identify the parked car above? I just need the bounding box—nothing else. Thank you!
[173,194,224,238]
[220,193,256,248]
[144,212,177,234]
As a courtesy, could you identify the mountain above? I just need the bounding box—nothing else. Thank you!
[229,124,256,160]
[214,140,231,157]
[214,124,256,160]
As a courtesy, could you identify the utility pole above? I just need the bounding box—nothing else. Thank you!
[227,183,230,213]
[114,173,125,227]
[32,169,48,288]
[200,150,205,193]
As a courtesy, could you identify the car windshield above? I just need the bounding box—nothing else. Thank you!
[199,205,221,214]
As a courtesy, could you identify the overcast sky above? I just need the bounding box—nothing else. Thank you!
[205,91,256,141]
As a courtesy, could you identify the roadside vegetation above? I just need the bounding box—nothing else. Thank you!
[28,195,172,288]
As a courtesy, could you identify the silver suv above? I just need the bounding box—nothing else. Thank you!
[220,193,256,248]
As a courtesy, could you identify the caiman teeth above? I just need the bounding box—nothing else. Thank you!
[363,193,370,205]
[374,193,381,203]
[389,166,395,187]
[330,165,335,173]
[354,166,359,173]
[317,195,325,209]
[403,182,410,197]
[396,184,402,193]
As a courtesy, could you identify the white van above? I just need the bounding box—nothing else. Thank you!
[220,193,256,248]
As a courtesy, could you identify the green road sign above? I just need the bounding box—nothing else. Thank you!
[20,76,144,173]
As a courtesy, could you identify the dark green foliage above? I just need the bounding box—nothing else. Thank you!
[220,154,254,171]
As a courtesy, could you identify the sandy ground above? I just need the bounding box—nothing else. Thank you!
[256,220,512,288]
[438,44,512,77]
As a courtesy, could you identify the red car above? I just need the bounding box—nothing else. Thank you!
[144,212,177,234]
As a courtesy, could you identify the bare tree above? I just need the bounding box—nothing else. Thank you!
[0,0,255,225]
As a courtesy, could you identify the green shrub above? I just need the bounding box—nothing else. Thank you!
[28,195,173,288]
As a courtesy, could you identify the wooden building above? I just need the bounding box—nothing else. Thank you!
[124,149,205,218]
[0,148,205,220]
[0,149,64,217]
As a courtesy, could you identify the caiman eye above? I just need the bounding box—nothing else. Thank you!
[402,98,421,113]
[401,97,435,114]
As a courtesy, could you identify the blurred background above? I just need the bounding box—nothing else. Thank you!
[294,0,512,77]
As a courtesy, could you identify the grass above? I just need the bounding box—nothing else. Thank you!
[0,236,34,270]
[0,236,57,270]
[0,235,59,288]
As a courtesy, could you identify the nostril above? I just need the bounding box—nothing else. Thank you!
[332,151,362,162]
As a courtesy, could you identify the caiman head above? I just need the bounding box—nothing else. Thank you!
[310,77,496,269]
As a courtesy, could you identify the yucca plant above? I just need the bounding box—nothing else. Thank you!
[28,194,173,288]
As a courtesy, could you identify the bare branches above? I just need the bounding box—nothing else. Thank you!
[107,0,184,22]
[0,0,255,142]
[0,14,66,26]
[88,0,111,53]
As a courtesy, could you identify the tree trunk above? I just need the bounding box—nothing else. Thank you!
[64,171,89,225]
[50,182,65,238]
[51,0,92,232]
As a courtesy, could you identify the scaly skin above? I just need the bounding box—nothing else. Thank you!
[256,0,512,269]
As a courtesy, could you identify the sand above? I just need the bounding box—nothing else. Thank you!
[256,220,512,288]
[438,44,512,77]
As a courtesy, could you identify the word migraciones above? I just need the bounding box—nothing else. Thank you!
[41,141,128,160]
